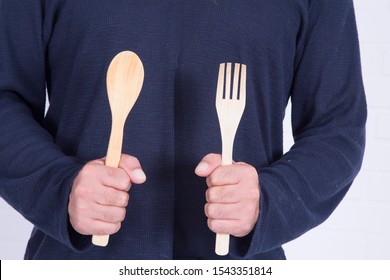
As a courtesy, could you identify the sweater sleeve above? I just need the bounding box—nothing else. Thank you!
[0,1,87,251]
[231,0,367,258]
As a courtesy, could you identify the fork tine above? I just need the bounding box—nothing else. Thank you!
[232,63,240,100]
[225,63,232,100]
[240,64,247,102]
[216,63,225,101]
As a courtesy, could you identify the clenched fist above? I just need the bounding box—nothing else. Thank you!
[195,153,260,237]
[68,154,146,236]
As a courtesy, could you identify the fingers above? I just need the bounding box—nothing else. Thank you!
[205,185,240,204]
[94,185,129,207]
[196,153,246,186]
[68,154,146,236]
[99,154,146,191]
[195,153,222,177]
[207,219,255,237]
[205,202,242,220]
[196,154,261,238]
[69,216,122,236]
[68,193,126,236]
[91,204,127,223]
[206,164,242,187]
[86,221,122,236]
[205,199,259,237]
[118,154,147,184]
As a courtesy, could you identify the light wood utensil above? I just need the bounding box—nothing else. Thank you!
[215,62,247,256]
[92,51,144,247]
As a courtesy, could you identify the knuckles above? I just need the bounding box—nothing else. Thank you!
[207,219,223,234]
[207,163,259,187]
[119,192,130,207]
[205,188,220,203]
[204,203,216,218]
[103,207,126,223]
[68,157,135,236]
[72,184,91,200]
[204,163,260,237]
[79,162,99,178]
[69,215,88,235]
[110,223,122,234]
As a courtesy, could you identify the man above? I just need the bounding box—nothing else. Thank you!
[0,0,366,259]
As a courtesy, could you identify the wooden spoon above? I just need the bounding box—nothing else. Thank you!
[92,51,144,247]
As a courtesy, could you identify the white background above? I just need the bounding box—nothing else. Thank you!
[1,0,389,259]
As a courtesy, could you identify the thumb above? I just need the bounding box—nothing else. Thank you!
[195,153,222,177]
[119,154,147,184]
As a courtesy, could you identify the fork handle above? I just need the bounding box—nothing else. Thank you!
[221,142,233,166]
[215,139,233,256]
[216,233,230,256]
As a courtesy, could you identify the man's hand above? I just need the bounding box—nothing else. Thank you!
[68,154,146,236]
[195,153,260,237]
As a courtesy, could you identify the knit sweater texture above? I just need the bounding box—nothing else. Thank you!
[0,0,366,259]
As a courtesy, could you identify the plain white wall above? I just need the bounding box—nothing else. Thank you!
[0,0,389,259]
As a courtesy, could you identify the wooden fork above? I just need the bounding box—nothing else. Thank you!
[215,62,247,256]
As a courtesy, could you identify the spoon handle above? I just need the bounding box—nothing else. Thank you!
[92,123,124,247]
[105,121,124,168]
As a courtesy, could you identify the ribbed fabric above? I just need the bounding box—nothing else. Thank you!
[0,0,366,259]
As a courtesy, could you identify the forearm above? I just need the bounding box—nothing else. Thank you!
[0,91,86,247]
[229,0,366,258]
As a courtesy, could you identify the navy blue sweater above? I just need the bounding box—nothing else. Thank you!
[0,0,366,259]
